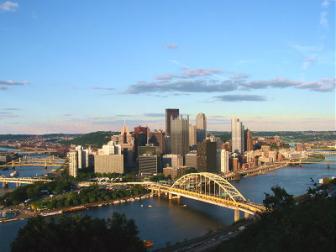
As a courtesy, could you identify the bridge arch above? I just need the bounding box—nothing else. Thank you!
[172,172,246,202]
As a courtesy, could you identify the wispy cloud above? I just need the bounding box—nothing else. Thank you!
[125,68,336,95]
[91,86,115,91]
[0,80,29,90]
[213,94,266,102]
[0,1,18,11]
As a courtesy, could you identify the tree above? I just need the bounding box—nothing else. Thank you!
[11,213,145,252]
[263,186,295,211]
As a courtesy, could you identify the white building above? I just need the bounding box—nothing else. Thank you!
[217,149,230,174]
[99,141,122,155]
[68,151,78,178]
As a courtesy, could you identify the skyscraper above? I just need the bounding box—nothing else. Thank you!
[244,128,253,151]
[197,139,217,172]
[68,151,78,178]
[165,109,179,136]
[189,124,197,146]
[217,149,230,174]
[231,117,245,153]
[196,113,207,143]
[171,115,189,156]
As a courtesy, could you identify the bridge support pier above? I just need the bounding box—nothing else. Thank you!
[234,209,240,222]
[2,182,8,188]
[244,212,250,219]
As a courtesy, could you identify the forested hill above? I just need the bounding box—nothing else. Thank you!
[61,131,119,147]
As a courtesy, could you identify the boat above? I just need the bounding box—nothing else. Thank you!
[9,170,18,177]
[143,240,154,249]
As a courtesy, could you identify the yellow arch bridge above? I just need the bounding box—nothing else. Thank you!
[147,172,265,220]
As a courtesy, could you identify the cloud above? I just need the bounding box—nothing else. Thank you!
[181,68,222,78]
[91,86,115,91]
[0,1,18,11]
[2,107,20,111]
[0,80,28,90]
[213,94,266,102]
[166,43,178,49]
[126,69,335,95]
[126,79,238,94]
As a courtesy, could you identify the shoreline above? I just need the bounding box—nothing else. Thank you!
[0,193,152,223]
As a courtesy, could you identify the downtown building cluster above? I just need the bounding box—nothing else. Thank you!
[67,108,309,178]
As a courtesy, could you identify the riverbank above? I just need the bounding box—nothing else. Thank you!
[0,193,152,223]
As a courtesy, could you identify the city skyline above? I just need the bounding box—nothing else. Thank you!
[0,0,335,133]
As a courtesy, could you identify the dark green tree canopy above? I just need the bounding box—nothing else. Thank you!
[11,213,145,252]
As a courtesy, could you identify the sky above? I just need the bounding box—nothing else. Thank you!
[0,0,335,133]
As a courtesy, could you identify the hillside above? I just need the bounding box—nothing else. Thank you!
[61,131,119,147]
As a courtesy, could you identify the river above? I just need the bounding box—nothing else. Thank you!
[0,155,335,251]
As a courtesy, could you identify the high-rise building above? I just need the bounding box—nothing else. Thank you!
[196,113,207,143]
[217,149,230,174]
[99,141,122,155]
[94,155,124,174]
[148,130,165,154]
[68,151,78,178]
[185,151,198,168]
[197,139,217,172]
[75,145,85,169]
[189,124,197,146]
[162,154,183,168]
[244,129,253,151]
[112,123,136,170]
[171,115,189,156]
[231,117,245,153]
[165,108,179,136]
[138,145,159,176]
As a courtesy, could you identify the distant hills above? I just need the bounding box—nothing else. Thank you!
[61,131,119,147]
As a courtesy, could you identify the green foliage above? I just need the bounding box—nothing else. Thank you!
[34,185,148,210]
[263,186,295,211]
[61,131,119,147]
[0,177,75,206]
[214,187,336,252]
[11,213,145,252]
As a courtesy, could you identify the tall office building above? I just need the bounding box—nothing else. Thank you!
[244,128,253,151]
[68,151,78,178]
[165,108,179,136]
[189,124,197,146]
[148,130,165,154]
[94,155,124,174]
[138,145,159,176]
[185,151,198,169]
[217,149,230,174]
[75,145,85,169]
[196,113,207,143]
[231,117,245,153]
[171,115,189,156]
[99,141,122,155]
[197,139,217,172]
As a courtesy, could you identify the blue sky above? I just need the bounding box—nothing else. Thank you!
[0,0,335,133]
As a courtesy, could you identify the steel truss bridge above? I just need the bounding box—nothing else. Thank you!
[0,157,65,169]
[0,177,52,187]
[80,172,265,219]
